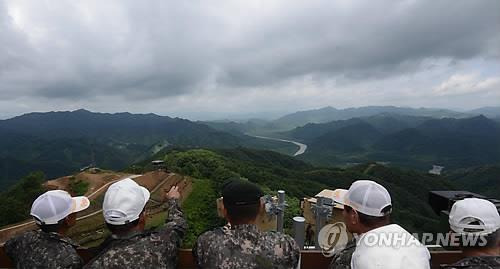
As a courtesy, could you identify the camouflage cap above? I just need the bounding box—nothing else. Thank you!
[222,179,263,207]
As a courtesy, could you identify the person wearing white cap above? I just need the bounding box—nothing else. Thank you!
[332,180,431,269]
[85,178,187,269]
[442,198,500,268]
[4,190,90,269]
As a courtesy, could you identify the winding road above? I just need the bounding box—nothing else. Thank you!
[251,135,308,156]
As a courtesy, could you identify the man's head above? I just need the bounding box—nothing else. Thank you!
[448,198,500,253]
[31,190,90,234]
[221,179,264,225]
[333,180,392,234]
[103,178,150,234]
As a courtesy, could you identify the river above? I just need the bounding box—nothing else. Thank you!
[251,135,308,156]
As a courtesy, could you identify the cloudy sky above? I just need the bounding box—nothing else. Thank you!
[1,0,499,120]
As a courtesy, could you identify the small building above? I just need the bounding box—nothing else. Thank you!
[151,160,167,171]
[152,160,165,165]
[429,165,444,175]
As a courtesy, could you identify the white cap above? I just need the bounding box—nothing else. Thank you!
[449,198,500,235]
[352,224,431,269]
[103,178,150,225]
[31,190,90,225]
[333,180,392,217]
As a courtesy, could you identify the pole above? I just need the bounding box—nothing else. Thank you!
[277,190,285,233]
[293,216,305,249]
[315,197,324,249]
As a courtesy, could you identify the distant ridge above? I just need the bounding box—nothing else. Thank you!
[466,106,500,118]
[0,109,289,189]
[289,115,500,170]
[202,105,478,135]
[272,106,469,130]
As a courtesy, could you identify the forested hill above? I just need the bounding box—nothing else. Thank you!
[0,110,295,189]
[446,164,500,198]
[290,115,500,170]
[0,109,240,145]
[3,147,493,247]
[272,106,467,130]
[149,147,456,237]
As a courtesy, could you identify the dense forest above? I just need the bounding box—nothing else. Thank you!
[0,172,46,226]
[155,147,458,245]
[2,147,497,248]
[291,115,500,170]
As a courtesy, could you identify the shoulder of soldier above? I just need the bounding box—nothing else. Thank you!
[118,229,163,244]
[5,230,38,249]
[13,230,39,240]
[194,227,230,251]
[263,230,295,243]
[263,231,300,252]
[197,228,223,242]
[329,244,356,269]
[442,256,500,268]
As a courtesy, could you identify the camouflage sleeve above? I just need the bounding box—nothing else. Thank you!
[328,239,356,269]
[192,232,210,269]
[158,198,187,244]
[328,249,353,269]
[278,235,301,269]
[192,234,202,268]
[3,236,18,261]
[61,252,84,269]
[83,258,102,269]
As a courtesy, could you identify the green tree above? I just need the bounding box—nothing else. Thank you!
[0,171,46,226]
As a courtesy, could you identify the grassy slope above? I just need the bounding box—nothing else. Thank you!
[160,148,456,243]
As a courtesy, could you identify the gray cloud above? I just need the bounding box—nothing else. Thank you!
[0,0,499,117]
[217,1,500,86]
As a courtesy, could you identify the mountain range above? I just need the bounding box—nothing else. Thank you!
[204,105,500,133]
[288,115,500,170]
[2,106,499,189]
[0,109,293,189]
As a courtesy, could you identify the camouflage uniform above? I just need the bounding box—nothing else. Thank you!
[328,238,356,269]
[4,230,83,269]
[84,198,186,269]
[193,223,300,269]
[441,256,500,269]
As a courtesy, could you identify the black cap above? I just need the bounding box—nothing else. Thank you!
[222,179,263,207]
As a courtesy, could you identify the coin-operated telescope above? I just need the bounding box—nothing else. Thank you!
[298,189,353,253]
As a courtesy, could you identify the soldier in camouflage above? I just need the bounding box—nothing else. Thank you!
[441,198,500,269]
[441,256,500,269]
[332,181,431,269]
[328,238,356,269]
[5,230,83,269]
[85,178,186,269]
[5,190,91,268]
[193,179,300,269]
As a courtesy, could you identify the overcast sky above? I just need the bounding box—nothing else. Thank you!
[1,0,499,120]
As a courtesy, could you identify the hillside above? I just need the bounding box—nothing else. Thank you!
[309,122,382,153]
[0,148,460,249]
[291,115,500,170]
[157,148,455,235]
[446,164,500,198]
[373,115,500,169]
[201,106,471,135]
[0,110,296,189]
[0,170,192,247]
[466,106,500,118]
[0,109,241,146]
[271,106,468,130]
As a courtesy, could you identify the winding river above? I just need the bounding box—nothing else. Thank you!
[251,135,308,156]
